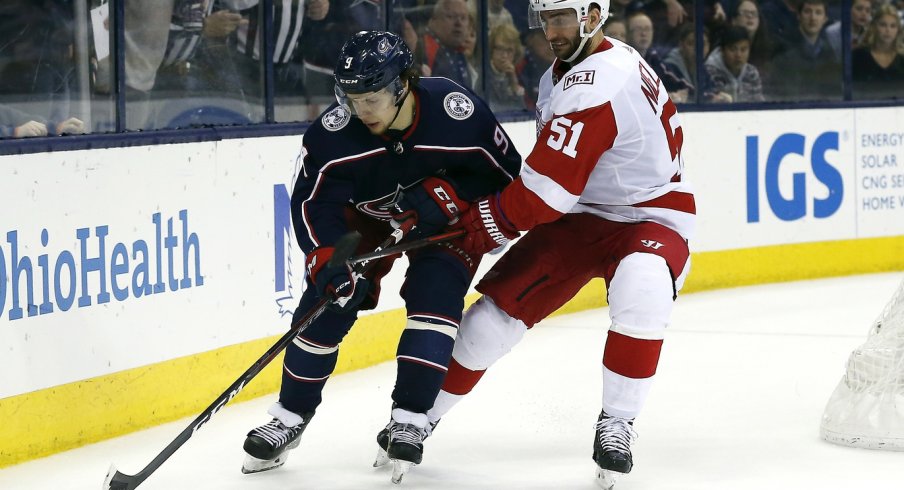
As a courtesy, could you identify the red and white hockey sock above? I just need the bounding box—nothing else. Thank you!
[601,331,663,419]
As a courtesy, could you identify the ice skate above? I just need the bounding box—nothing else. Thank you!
[241,402,314,474]
[592,411,637,489]
[372,408,431,483]
[374,417,439,468]
[374,426,391,468]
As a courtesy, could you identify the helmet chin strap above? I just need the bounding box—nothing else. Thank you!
[562,20,603,63]
[386,87,412,131]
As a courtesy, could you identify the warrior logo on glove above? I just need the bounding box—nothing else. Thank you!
[477,200,510,246]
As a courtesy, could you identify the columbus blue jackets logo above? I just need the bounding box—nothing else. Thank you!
[377,37,391,54]
[443,92,474,120]
[356,184,407,219]
[322,105,351,131]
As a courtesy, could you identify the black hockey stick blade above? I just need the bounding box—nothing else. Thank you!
[104,463,141,490]
[345,229,465,265]
[328,230,362,268]
[101,229,405,490]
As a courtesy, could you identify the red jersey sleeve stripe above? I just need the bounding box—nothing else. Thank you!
[498,178,564,230]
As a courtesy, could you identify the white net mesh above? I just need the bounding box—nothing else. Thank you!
[820,278,904,450]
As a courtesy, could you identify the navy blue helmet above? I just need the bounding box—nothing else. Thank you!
[334,31,413,100]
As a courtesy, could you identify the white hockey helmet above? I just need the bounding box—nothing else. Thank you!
[528,0,610,62]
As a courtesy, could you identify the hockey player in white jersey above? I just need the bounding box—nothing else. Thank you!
[427,0,696,488]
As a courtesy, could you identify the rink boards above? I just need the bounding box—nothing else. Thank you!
[1,106,903,467]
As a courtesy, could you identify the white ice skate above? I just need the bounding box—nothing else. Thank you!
[241,402,313,474]
[241,438,300,474]
[374,415,439,472]
[592,411,637,489]
[372,408,432,483]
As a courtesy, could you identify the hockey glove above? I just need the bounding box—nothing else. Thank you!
[391,177,469,240]
[452,193,520,257]
[306,246,370,313]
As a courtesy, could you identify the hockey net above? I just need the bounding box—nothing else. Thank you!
[820,277,904,451]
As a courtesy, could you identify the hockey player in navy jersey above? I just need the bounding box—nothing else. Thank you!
[241,30,521,483]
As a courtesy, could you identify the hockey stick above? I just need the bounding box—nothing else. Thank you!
[102,221,413,490]
[344,228,465,265]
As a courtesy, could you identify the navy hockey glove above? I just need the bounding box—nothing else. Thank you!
[452,193,519,257]
[392,177,469,240]
[305,246,370,313]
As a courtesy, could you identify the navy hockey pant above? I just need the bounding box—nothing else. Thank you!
[279,246,472,416]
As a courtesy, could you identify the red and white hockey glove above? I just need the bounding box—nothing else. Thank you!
[305,246,369,313]
[391,177,469,240]
[452,193,519,257]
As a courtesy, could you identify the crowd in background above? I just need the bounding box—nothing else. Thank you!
[0,0,901,137]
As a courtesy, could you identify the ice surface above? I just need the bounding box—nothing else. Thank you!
[2,273,902,490]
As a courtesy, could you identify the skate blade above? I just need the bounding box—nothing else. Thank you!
[595,467,619,490]
[374,447,390,467]
[241,453,290,474]
[390,460,415,484]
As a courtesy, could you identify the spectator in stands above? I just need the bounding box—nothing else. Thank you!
[399,16,430,76]
[664,0,691,28]
[706,25,766,101]
[221,0,323,122]
[0,0,88,133]
[487,23,526,112]
[827,0,873,60]
[661,24,696,102]
[0,104,84,138]
[759,0,801,53]
[768,0,841,100]
[729,0,777,77]
[662,24,731,102]
[460,11,480,88]
[0,0,75,98]
[504,0,530,33]
[299,0,370,115]
[627,11,656,57]
[420,0,474,88]
[517,28,554,110]
[853,4,904,99]
[488,0,516,30]
[628,9,689,101]
[91,0,176,129]
[345,0,382,31]
[153,1,251,127]
[606,18,628,42]
[608,0,638,23]
[637,0,726,49]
